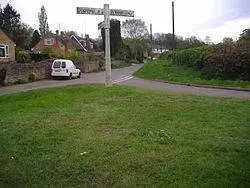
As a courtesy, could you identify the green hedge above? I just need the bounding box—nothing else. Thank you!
[203,43,250,80]
[16,50,31,63]
[16,50,50,63]
[159,42,250,80]
[30,53,50,62]
[160,46,214,68]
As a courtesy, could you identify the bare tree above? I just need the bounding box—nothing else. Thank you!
[122,19,149,62]
[122,19,149,39]
[205,36,211,45]
[154,33,173,51]
[222,37,234,44]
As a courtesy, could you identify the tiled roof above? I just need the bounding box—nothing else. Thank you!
[44,32,87,52]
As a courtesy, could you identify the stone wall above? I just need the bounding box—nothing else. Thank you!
[0,60,103,85]
[75,61,103,73]
[0,60,53,85]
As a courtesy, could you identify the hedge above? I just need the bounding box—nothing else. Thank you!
[159,42,250,80]
[160,46,214,68]
[203,43,250,80]
[30,53,50,62]
[16,50,31,63]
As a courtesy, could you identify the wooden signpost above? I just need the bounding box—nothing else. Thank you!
[77,4,134,86]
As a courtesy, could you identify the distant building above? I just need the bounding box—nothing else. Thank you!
[0,29,16,63]
[152,44,169,54]
[32,31,94,55]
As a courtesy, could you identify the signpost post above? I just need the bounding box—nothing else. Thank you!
[77,4,134,86]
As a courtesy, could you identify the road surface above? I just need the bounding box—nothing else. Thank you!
[0,64,250,98]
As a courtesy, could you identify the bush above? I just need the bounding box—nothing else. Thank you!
[160,46,214,68]
[129,60,140,64]
[41,47,53,55]
[29,72,41,82]
[30,53,50,62]
[76,52,104,62]
[0,68,7,86]
[203,43,250,80]
[55,50,104,63]
[15,78,29,84]
[55,50,79,61]
[117,43,132,63]
[98,61,104,70]
[160,41,250,80]
[16,50,31,63]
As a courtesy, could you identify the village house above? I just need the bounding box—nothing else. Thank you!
[152,44,169,54]
[32,31,94,55]
[0,29,16,63]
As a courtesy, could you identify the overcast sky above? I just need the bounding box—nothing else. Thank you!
[1,0,250,43]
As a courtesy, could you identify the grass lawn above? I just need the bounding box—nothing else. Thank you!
[0,84,250,187]
[136,60,250,88]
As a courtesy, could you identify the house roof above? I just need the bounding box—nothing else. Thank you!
[73,35,94,45]
[0,28,16,45]
[43,32,87,52]
[70,35,87,52]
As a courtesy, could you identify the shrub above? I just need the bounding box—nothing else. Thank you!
[160,42,250,80]
[30,53,50,62]
[76,52,104,62]
[162,46,215,67]
[16,50,31,63]
[55,50,79,61]
[116,43,132,62]
[41,47,53,55]
[15,78,29,84]
[98,60,105,70]
[203,43,250,80]
[0,68,7,86]
[29,72,41,82]
[129,60,140,64]
[159,51,174,60]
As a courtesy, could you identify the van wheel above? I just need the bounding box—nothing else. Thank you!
[77,72,81,78]
[68,73,72,80]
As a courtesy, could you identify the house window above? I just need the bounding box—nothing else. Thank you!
[44,38,54,45]
[5,45,9,56]
[0,44,9,57]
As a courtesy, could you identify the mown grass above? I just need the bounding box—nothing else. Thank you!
[0,84,250,187]
[136,60,250,88]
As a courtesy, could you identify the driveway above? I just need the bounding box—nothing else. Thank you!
[0,64,250,98]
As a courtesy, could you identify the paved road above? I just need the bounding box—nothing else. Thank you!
[0,64,250,98]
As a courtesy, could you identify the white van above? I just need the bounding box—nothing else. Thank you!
[51,59,81,79]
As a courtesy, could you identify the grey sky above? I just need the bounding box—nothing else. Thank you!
[1,0,250,43]
[197,0,250,28]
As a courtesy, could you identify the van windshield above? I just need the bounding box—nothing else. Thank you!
[53,61,61,68]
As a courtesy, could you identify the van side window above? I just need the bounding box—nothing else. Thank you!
[53,61,61,68]
[61,62,66,68]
